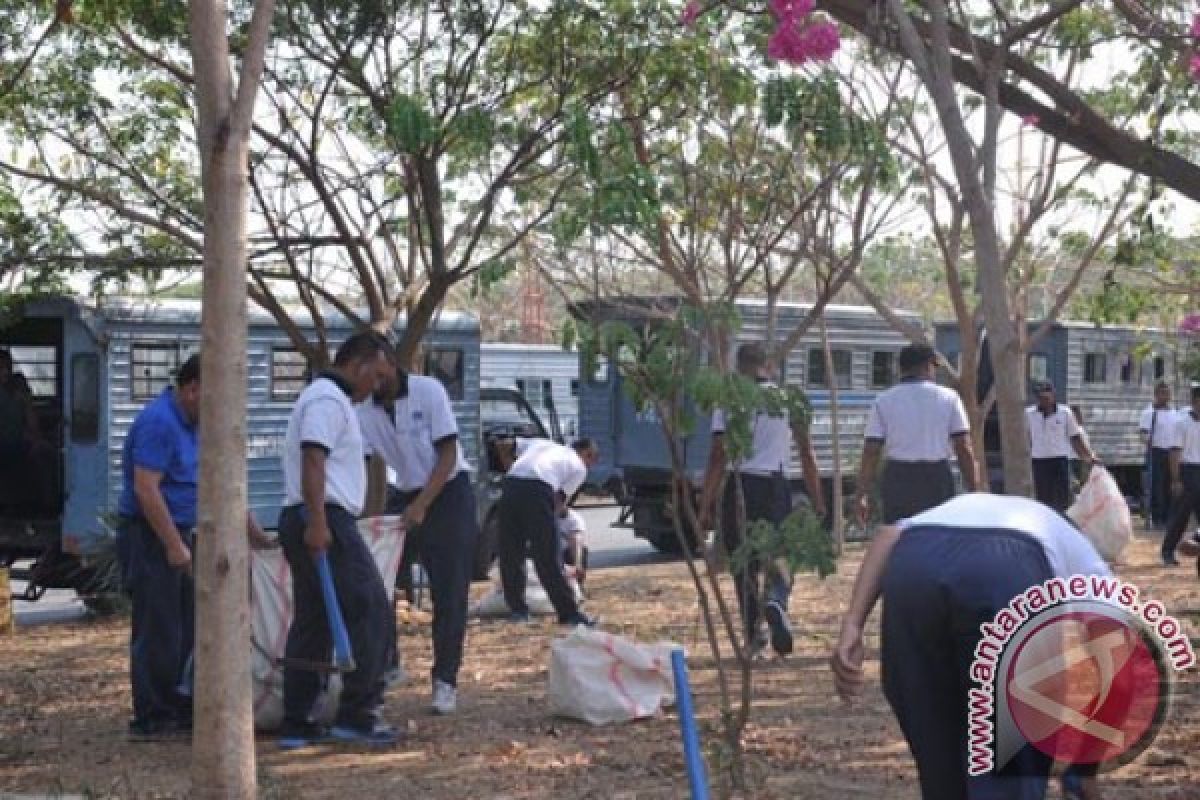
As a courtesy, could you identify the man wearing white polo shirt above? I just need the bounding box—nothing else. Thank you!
[1026,381,1097,512]
[359,350,479,714]
[499,438,600,625]
[1139,382,1177,529]
[855,344,979,526]
[1163,386,1200,566]
[278,331,397,750]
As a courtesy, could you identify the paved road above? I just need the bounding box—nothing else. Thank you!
[10,505,667,627]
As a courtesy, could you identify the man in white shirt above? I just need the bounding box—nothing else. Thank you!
[1026,381,1098,512]
[1163,386,1200,566]
[277,331,398,750]
[359,351,479,715]
[831,493,1111,800]
[855,344,979,526]
[699,342,826,657]
[558,508,589,589]
[1139,382,1176,529]
[499,438,600,625]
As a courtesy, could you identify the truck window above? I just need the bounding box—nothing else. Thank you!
[1083,353,1106,384]
[870,351,896,388]
[1154,356,1166,382]
[1028,353,1049,383]
[8,345,57,398]
[131,342,182,401]
[1119,352,1135,384]
[425,348,464,401]
[807,348,852,389]
[270,347,309,402]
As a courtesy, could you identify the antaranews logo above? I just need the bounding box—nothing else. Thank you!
[967,574,1195,776]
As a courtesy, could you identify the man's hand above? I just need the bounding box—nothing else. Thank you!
[830,623,866,703]
[166,539,192,572]
[403,499,428,530]
[854,494,871,529]
[304,517,332,553]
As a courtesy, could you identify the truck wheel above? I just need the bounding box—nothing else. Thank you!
[472,513,500,582]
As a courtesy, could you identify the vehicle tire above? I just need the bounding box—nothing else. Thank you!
[472,513,500,582]
[633,502,696,554]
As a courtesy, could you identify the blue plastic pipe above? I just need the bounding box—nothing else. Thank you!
[671,648,709,800]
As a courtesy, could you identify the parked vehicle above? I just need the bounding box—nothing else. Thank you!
[573,297,921,553]
[0,296,482,603]
[935,319,1199,498]
[481,343,580,439]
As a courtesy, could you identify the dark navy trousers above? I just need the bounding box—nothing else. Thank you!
[279,504,392,730]
[881,527,1055,800]
[116,516,194,728]
[499,476,580,622]
[719,471,794,642]
[388,471,478,687]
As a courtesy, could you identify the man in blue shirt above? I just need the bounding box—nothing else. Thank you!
[116,354,202,740]
[116,355,268,739]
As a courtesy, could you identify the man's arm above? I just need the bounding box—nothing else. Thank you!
[1070,435,1098,464]
[830,523,903,701]
[699,433,727,528]
[363,455,388,517]
[853,439,884,527]
[133,467,191,570]
[301,446,331,553]
[1170,447,1184,495]
[951,433,980,491]
[793,425,827,518]
[404,438,458,528]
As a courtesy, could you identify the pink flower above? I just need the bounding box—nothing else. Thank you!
[1191,12,1200,39]
[767,18,840,64]
[1022,113,1040,127]
[800,20,840,61]
[681,0,701,27]
[770,0,815,19]
[1180,313,1200,333]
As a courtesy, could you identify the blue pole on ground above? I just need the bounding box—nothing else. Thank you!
[670,648,709,800]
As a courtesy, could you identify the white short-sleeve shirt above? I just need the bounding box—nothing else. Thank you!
[864,379,969,461]
[357,374,470,491]
[900,493,1112,578]
[1139,406,1177,449]
[283,375,366,516]
[509,442,588,496]
[1170,409,1200,464]
[711,382,795,475]
[1026,404,1081,459]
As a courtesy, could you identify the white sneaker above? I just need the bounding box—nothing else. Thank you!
[431,679,457,715]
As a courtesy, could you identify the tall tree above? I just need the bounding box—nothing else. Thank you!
[188,0,273,795]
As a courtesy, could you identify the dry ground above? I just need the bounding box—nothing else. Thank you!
[2,531,1199,799]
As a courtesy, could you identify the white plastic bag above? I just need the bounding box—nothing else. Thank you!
[471,560,584,617]
[1067,466,1133,562]
[250,515,406,731]
[547,628,678,726]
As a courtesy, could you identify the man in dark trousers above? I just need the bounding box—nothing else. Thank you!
[499,438,600,626]
[1163,386,1200,566]
[832,493,1111,800]
[115,354,203,740]
[854,344,979,525]
[1139,381,1176,530]
[359,349,479,715]
[277,331,397,749]
[1025,381,1098,512]
[699,342,826,657]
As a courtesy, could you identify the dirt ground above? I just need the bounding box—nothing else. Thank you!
[2,530,1199,799]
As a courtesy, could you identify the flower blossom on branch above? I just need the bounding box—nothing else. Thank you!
[1180,312,1200,334]
[766,0,840,65]
[681,0,701,27]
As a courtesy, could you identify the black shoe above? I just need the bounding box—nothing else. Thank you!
[1162,553,1180,567]
[764,601,794,656]
[507,609,532,624]
[277,720,331,751]
[328,721,402,747]
[560,612,599,627]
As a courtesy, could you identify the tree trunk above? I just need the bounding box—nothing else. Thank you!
[189,0,273,796]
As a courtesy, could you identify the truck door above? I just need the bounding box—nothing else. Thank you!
[60,316,107,556]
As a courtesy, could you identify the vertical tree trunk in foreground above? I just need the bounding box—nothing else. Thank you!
[189,0,275,795]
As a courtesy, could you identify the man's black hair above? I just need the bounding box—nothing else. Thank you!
[898,344,937,373]
[572,437,597,454]
[1155,381,1171,392]
[176,354,201,387]
[334,330,393,367]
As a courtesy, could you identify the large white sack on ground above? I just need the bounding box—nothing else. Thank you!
[1067,466,1133,563]
[251,515,406,731]
[547,628,678,726]
[470,560,583,617]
